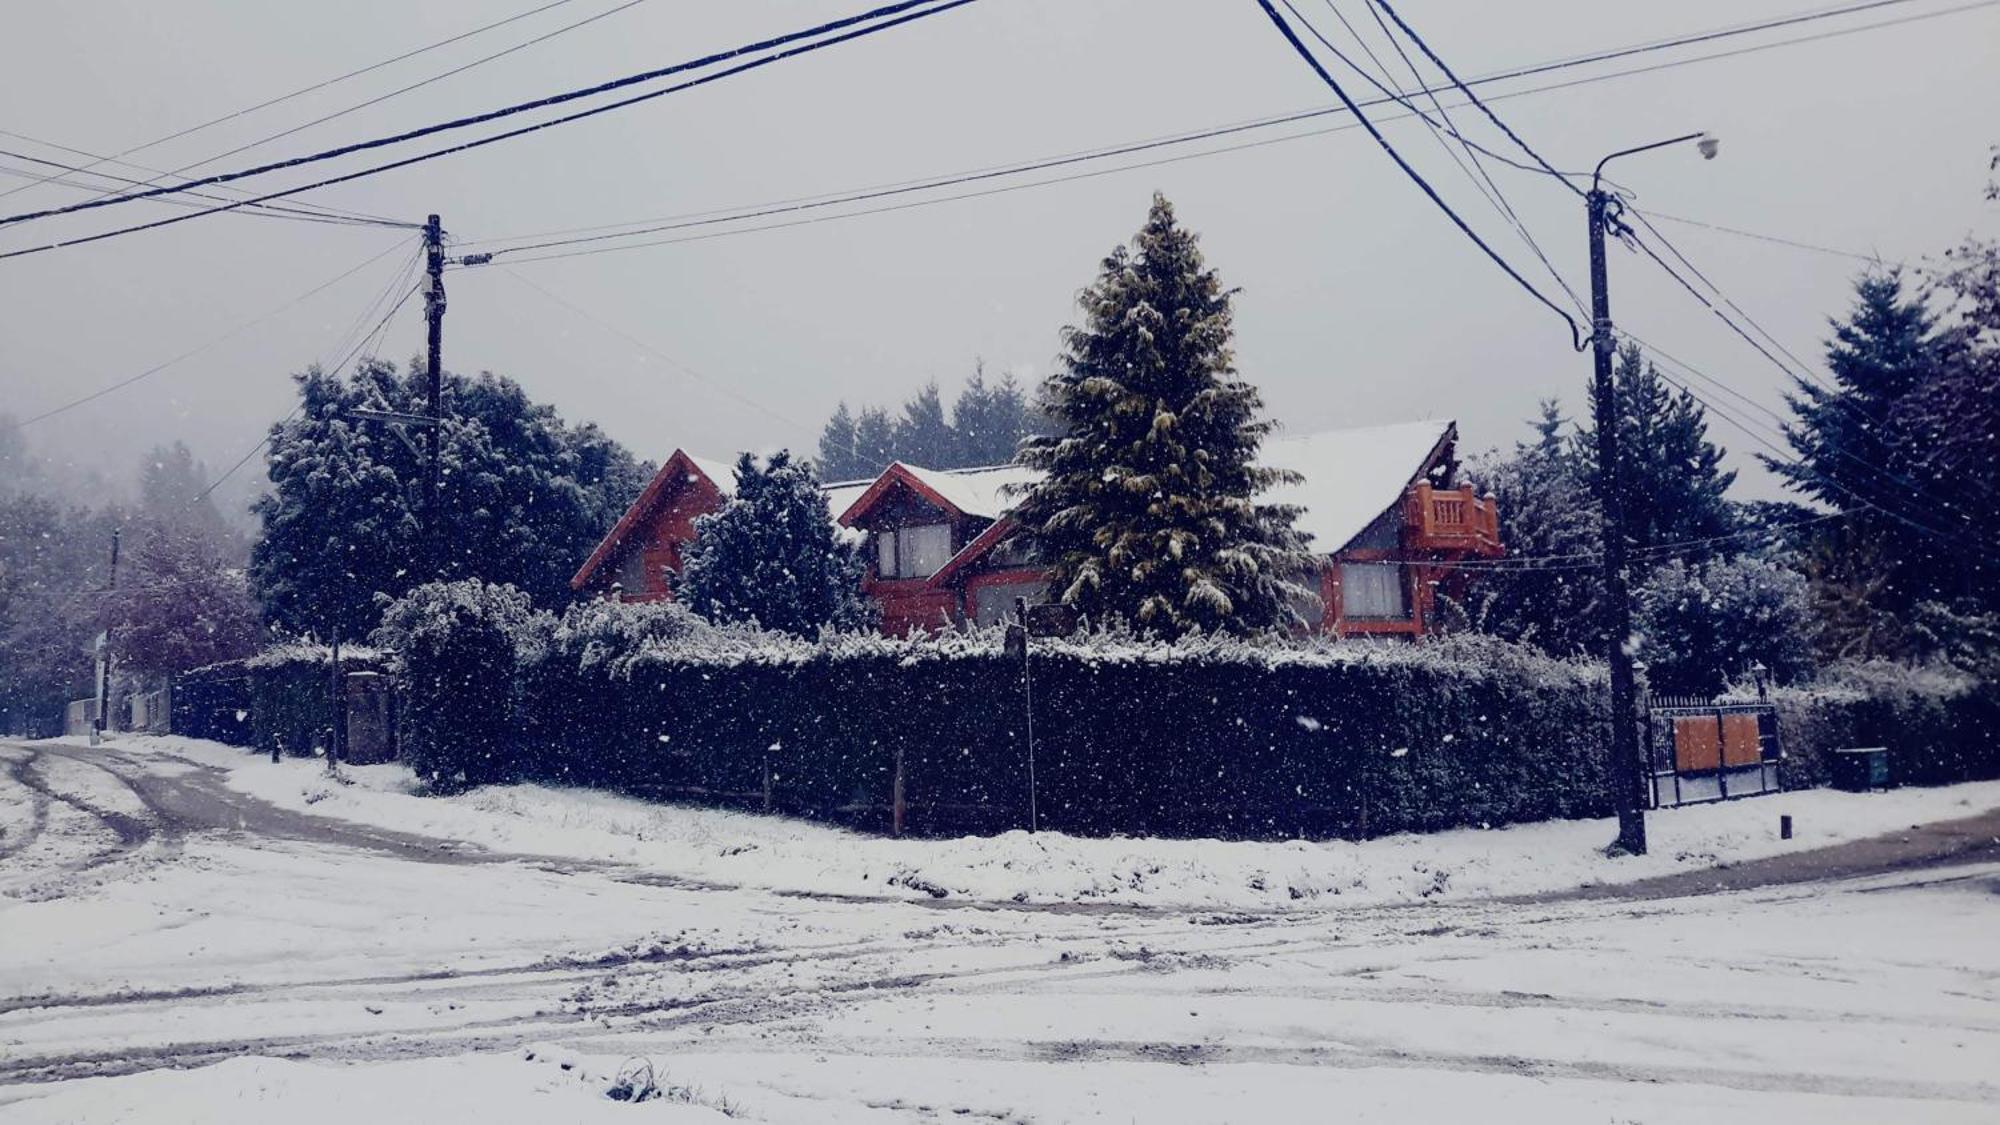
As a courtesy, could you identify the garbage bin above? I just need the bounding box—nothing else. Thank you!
[1830,747,1891,792]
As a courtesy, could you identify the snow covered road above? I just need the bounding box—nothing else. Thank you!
[3,739,1998,1123]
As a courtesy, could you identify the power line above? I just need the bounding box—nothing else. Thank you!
[0,0,983,264]
[1315,0,1587,313]
[0,147,405,229]
[138,0,655,197]
[492,266,812,431]
[1368,0,1586,197]
[188,276,426,510]
[0,0,588,203]
[1625,332,1979,544]
[0,0,975,231]
[1419,509,1850,572]
[0,128,415,229]
[1632,206,1886,264]
[5,234,416,430]
[470,0,1992,264]
[1252,0,1587,348]
[1614,223,1976,529]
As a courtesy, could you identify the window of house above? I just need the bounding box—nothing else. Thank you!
[876,523,952,578]
[1340,562,1408,619]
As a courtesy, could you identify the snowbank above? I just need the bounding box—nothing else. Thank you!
[95,734,2000,911]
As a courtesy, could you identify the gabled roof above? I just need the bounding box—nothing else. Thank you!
[1261,420,1454,551]
[569,449,731,591]
[833,461,1041,527]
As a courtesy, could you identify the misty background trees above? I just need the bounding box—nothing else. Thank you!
[815,364,1046,480]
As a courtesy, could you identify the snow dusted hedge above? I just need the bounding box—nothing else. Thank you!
[180,593,1998,840]
[175,643,387,757]
[520,625,1620,840]
[1756,662,2000,790]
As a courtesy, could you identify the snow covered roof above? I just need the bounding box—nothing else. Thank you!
[833,461,1042,526]
[822,477,873,523]
[896,463,1043,520]
[684,455,738,498]
[1261,420,1454,551]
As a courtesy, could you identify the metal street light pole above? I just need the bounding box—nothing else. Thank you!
[1586,131,1715,857]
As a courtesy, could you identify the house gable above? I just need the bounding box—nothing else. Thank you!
[569,449,731,599]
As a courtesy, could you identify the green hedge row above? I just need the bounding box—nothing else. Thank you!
[513,631,1618,840]
[174,645,385,758]
[183,602,1997,842]
[1765,665,2000,791]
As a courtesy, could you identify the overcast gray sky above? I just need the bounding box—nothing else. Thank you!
[3,0,1995,517]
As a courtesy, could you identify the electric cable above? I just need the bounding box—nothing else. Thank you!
[0,0,589,202]
[469,0,1994,265]
[1252,0,1587,349]
[0,0,982,263]
[6,234,416,430]
[0,0,977,230]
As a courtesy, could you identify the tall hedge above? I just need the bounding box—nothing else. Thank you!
[520,626,1618,840]
[174,644,385,756]
[372,581,549,790]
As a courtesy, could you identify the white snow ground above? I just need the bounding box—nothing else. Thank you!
[110,733,2000,909]
[3,736,1998,1123]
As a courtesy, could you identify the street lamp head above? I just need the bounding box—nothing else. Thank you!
[1697,134,1720,160]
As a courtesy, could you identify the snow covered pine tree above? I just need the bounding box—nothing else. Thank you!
[1014,193,1317,637]
[675,451,872,636]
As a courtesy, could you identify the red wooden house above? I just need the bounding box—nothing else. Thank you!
[571,420,1501,637]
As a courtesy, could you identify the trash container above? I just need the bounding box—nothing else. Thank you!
[1830,747,1891,792]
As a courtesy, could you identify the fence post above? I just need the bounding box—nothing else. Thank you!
[892,744,906,837]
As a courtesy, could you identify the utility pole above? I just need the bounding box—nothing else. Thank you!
[91,527,121,746]
[1585,131,1717,857]
[422,213,447,580]
[1585,188,1646,857]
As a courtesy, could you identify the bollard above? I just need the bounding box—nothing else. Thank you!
[1780,814,1793,840]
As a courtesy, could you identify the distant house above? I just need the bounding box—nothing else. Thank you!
[570,420,1501,637]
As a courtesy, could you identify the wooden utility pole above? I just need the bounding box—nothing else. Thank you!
[1586,187,1646,857]
[422,213,447,580]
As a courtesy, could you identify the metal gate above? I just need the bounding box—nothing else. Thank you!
[1645,698,1781,809]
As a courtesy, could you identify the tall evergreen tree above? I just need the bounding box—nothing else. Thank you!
[816,402,862,481]
[1573,341,1736,553]
[1768,271,1980,654]
[1014,194,1316,637]
[675,451,871,636]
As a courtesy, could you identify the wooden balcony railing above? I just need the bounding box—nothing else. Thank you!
[1404,482,1502,556]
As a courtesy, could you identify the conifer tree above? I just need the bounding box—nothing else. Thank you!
[1462,401,1603,655]
[675,451,871,636]
[1013,193,1316,637]
[851,407,896,479]
[1573,341,1736,553]
[893,381,955,467]
[1769,272,1959,650]
[816,402,861,481]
